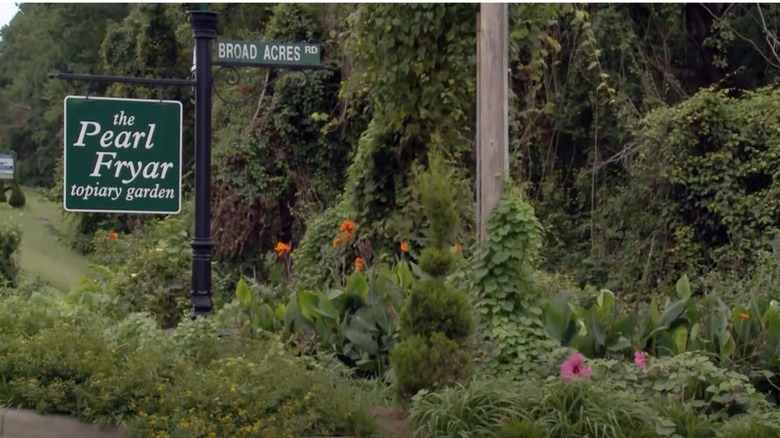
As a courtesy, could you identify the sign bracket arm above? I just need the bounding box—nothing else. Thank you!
[48,72,197,87]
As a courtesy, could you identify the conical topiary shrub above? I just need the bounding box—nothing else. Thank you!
[8,182,25,209]
[390,152,474,402]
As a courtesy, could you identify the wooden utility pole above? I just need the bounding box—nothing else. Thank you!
[476,3,509,242]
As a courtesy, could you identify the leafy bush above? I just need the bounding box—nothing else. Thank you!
[81,214,193,328]
[530,380,658,438]
[219,258,414,379]
[591,352,765,415]
[714,411,780,438]
[0,293,382,437]
[7,181,25,208]
[654,402,720,438]
[543,276,694,359]
[598,87,780,289]
[407,378,534,438]
[292,197,356,289]
[473,182,558,376]
[0,219,22,287]
[408,377,659,438]
[0,180,6,203]
[390,153,474,402]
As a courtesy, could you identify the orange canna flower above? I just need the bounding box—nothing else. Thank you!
[453,244,463,255]
[332,236,344,247]
[340,220,356,238]
[107,231,119,240]
[274,242,291,258]
[354,257,365,271]
[400,241,409,253]
[739,312,750,320]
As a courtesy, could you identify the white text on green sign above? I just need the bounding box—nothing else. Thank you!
[63,96,183,214]
[216,40,321,67]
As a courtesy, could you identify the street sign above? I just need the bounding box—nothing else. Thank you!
[63,96,183,214]
[0,153,14,180]
[215,40,321,67]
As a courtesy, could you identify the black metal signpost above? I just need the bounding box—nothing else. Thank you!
[50,6,323,318]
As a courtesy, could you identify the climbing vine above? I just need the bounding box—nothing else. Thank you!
[473,182,558,377]
[337,4,478,255]
[210,3,354,266]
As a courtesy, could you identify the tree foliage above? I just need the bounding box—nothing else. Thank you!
[598,87,780,286]
[338,4,477,256]
[4,3,780,296]
[0,3,129,186]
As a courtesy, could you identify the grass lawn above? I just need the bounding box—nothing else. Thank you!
[1,187,89,292]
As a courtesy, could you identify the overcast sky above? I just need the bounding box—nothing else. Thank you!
[0,2,18,30]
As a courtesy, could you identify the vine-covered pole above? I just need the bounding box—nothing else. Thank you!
[188,8,219,317]
[476,3,509,242]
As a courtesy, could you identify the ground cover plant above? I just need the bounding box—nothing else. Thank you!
[0,290,385,438]
[4,3,780,438]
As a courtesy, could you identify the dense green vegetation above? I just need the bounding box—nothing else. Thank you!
[4,3,780,437]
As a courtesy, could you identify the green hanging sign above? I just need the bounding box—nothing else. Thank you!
[62,96,183,214]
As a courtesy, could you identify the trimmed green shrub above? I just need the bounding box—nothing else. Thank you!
[0,219,22,287]
[7,182,25,208]
[390,152,474,402]
[0,180,6,203]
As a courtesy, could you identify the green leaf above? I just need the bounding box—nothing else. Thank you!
[676,275,692,300]
[313,294,339,320]
[588,311,606,352]
[345,271,369,302]
[396,259,413,288]
[672,325,688,354]
[766,301,780,339]
[297,291,318,320]
[235,277,251,307]
[658,299,688,330]
[543,293,573,342]
[650,293,660,328]
[258,304,274,331]
[326,288,345,300]
[596,289,615,313]
[719,330,735,358]
[344,328,378,355]
[655,419,678,437]
[284,294,299,330]
[607,336,631,352]
[274,303,286,323]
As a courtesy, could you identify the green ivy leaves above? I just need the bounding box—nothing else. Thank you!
[473,183,556,377]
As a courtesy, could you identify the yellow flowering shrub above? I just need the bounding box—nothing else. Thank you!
[0,294,380,437]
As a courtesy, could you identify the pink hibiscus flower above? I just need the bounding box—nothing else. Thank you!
[634,350,646,371]
[560,352,591,382]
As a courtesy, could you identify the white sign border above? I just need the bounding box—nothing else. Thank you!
[62,95,184,215]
